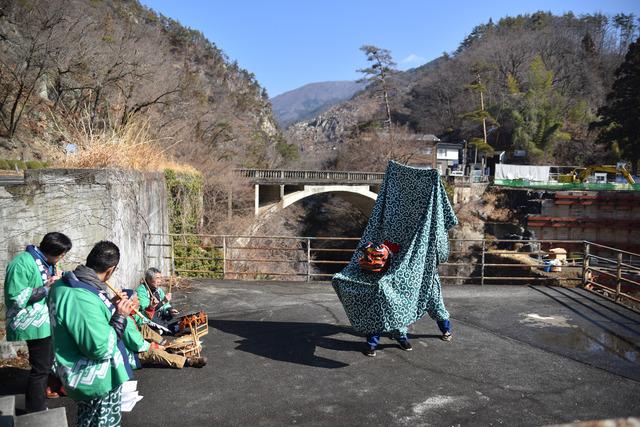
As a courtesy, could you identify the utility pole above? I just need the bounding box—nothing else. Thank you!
[477,72,488,173]
[462,139,468,170]
[477,73,488,149]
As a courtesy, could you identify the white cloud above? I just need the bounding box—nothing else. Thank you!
[401,53,425,64]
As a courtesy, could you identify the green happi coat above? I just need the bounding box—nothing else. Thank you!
[4,251,50,341]
[48,278,133,401]
[122,317,150,370]
[134,283,171,327]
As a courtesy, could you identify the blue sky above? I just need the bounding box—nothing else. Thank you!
[140,1,640,97]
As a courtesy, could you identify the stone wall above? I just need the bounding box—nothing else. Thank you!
[0,169,170,291]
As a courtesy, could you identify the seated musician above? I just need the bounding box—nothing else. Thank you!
[135,267,178,333]
[123,289,206,369]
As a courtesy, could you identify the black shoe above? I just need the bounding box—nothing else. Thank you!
[186,356,207,368]
[363,347,377,357]
[398,340,413,351]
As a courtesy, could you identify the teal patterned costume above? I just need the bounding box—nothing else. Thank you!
[332,161,457,334]
[77,385,122,427]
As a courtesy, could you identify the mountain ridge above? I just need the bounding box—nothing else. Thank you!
[271,80,366,128]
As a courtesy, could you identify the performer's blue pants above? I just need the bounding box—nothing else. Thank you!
[366,319,451,348]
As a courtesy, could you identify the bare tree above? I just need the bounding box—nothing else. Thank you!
[0,1,68,138]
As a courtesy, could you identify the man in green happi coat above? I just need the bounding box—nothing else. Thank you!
[135,267,178,330]
[49,241,135,427]
[4,232,72,412]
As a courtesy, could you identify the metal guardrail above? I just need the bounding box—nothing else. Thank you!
[446,175,490,186]
[235,169,385,184]
[583,241,640,312]
[0,175,24,185]
[143,234,586,285]
[143,233,640,314]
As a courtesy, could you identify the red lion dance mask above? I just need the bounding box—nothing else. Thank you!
[358,241,401,273]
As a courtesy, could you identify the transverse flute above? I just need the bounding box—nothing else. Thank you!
[105,280,171,333]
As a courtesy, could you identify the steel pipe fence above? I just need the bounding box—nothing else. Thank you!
[143,234,588,285]
[582,241,640,313]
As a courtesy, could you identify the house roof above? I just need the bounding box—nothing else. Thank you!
[437,142,463,149]
[413,134,440,142]
[375,132,440,142]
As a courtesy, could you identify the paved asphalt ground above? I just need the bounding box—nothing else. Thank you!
[3,281,640,426]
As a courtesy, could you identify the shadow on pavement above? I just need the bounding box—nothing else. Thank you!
[209,319,448,368]
[210,320,360,368]
[0,367,28,395]
[531,286,640,347]
[528,286,640,372]
[558,286,640,328]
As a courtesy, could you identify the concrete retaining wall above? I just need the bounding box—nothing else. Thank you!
[0,169,170,291]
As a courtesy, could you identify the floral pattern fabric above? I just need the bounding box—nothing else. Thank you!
[332,161,458,334]
[77,385,122,427]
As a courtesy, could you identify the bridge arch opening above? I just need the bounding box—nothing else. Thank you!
[254,183,378,217]
[296,193,371,278]
[282,187,376,214]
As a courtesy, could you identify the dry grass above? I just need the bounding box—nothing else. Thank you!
[51,113,198,174]
[0,350,30,369]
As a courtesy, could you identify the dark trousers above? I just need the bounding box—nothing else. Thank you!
[26,336,53,413]
[366,331,408,348]
[366,320,452,348]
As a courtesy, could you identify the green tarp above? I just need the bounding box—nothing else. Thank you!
[494,179,640,191]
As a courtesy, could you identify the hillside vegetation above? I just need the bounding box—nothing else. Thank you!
[288,12,639,169]
[0,0,298,232]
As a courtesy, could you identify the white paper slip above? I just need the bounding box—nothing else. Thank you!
[122,381,138,393]
[121,394,143,412]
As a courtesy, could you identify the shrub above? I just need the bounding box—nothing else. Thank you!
[6,160,27,170]
[164,168,222,278]
[442,178,455,203]
[25,160,46,169]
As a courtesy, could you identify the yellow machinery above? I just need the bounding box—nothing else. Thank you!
[558,164,636,184]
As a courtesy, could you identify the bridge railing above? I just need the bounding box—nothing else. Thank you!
[235,169,385,183]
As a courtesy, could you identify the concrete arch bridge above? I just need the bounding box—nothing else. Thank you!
[235,169,384,216]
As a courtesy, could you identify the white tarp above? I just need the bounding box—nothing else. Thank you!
[495,164,550,182]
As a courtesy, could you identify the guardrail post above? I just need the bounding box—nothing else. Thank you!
[616,252,622,302]
[306,238,311,282]
[481,239,486,286]
[582,242,590,286]
[222,236,227,280]
[170,235,176,277]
